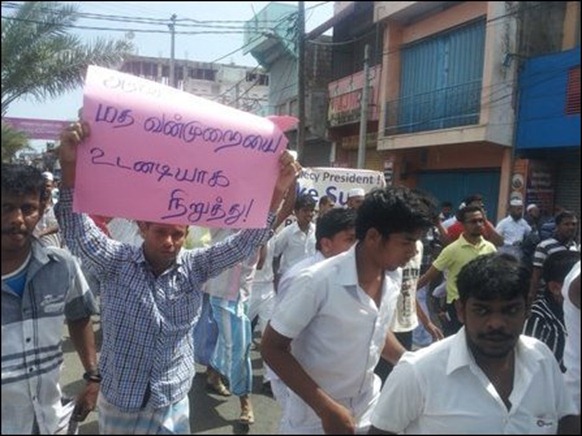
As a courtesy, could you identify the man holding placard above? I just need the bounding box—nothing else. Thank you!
[55,120,300,434]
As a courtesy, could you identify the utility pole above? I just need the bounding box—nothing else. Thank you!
[357,44,370,169]
[297,1,306,162]
[168,14,177,88]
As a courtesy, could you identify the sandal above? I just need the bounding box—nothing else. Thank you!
[206,379,231,397]
[239,407,255,425]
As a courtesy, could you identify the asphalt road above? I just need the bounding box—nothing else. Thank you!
[59,317,282,434]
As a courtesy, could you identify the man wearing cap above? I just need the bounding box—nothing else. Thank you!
[33,171,61,247]
[525,204,541,229]
[346,188,365,210]
[495,199,532,260]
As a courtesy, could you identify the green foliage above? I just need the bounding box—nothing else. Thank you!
[1,122,31,162]
[1,1,134,116]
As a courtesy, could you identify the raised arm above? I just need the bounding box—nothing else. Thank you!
[54,121,123,276]
[269,151,301,215]
[58,121,90,189]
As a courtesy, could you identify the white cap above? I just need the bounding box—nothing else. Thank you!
[526,204,538,212]
[41,171,54,181]
[348,188,365,199]
[509,199,523,207]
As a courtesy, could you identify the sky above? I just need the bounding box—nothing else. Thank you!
[4,1,334,129]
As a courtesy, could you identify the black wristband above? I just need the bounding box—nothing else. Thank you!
[83,370,102,383]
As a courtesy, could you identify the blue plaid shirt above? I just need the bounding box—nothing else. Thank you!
[55,188,274,412]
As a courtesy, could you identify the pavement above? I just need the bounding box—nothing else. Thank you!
[59,317,282,434]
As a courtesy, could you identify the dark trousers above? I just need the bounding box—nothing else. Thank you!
[374,330,413,386]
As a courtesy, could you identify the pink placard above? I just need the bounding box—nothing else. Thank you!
[74,66,288,228]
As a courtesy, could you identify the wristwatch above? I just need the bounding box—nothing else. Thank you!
[82,370,102,383]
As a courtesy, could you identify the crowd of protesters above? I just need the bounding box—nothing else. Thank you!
[2,119,580,434]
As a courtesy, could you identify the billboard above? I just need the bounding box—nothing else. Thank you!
[3,117,70,140]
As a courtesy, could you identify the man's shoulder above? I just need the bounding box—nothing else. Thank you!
[481,239,497,251]
[535,237,561,252]
[497,216,511,226]
[518,334,557,360]
[33,241,74,264]
[294,250,353,285]
[400,335,453,369]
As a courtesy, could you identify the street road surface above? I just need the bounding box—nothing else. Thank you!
[59,317,282,434]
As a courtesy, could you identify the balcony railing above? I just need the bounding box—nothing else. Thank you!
[384,80,482,136]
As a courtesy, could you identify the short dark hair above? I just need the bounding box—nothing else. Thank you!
[555,210,577,225]
[457,253,530,302]
[463,193,484,205]
[1,163,49,204]
[315,208,356,250]
[294,193,316,211]
[457,205,484,223]
[318,195,333,207]
[542,250,581,284]
[441,201,453,209]
[355,186,433,241]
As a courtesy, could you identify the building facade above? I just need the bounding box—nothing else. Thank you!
[313,1,579,222]
[119,55,270,116]
[244,2,334,166]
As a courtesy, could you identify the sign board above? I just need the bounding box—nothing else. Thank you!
[511,158,555,217]
[3,117,70,140]
[297,166,386,207]
[74,66,289,228]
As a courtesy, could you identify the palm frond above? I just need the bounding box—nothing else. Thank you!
[1,1,134,116]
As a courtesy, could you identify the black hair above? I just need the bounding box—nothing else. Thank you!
[355,186,433,241]
[457,253,530,302]
[1,163,49,204]
[555,210,577,225]
[456,205,484,223]
[318,195,333,207]
[294,193,316,211]
[542,250,581,284]
[315,208,356,251]
[463,193,484,206]
[441,201,453,209]
[412,188,440,222]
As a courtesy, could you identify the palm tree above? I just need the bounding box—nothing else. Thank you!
[1,1,134,116]
[1,122,31,162]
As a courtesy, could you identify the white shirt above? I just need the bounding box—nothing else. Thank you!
[270,245,401,433]
[442,216,457,229]
[277,250,325,302]
[107,218,143,246]
[496,216,531,258]
[272,221,316,275]
[371,329,576,434]
[561,260,580,413]
[205,228,258,302]
[253,238,275,285]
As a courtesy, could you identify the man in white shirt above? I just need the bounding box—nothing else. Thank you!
[370,253,578,434]
[272,193,316,281]
[495,199,531,260]
[262,186,434,434]
[268,207,357,409]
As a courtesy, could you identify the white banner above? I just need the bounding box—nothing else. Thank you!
[297,167,386,207]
